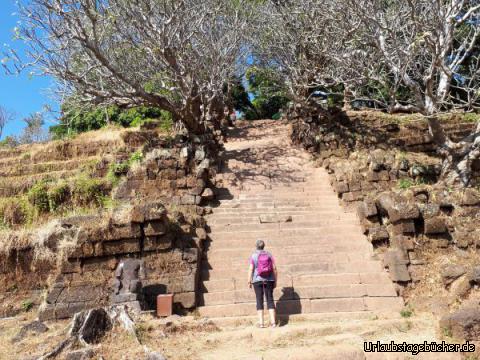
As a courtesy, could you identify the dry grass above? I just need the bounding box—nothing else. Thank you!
[0,313,69,360]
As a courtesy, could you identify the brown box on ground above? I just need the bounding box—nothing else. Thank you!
[157,294,174,317]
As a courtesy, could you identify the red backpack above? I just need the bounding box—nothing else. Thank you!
[257,251,273,277]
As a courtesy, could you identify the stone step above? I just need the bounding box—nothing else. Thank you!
[201,261,383,280]
[205,237,369,250]
[197,296,404,317]
[208,226,363,238]
[203,250,374,263]
[201,272,393,293]
[217,200,341,208]
[201,284,398,306]
[207,213,357,225]
[204,244,373,259]
[205,242,373,255]
[208,210,355,220]
[207,220,359,232]
[216,194,338,202]
[210,206,351,214]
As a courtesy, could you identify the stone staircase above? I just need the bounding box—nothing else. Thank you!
[197,120,404,318]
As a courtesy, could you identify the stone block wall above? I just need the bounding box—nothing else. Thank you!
[0,132,219,319]
[291,108,480,313]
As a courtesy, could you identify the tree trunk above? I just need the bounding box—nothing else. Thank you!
[427,116,480,186]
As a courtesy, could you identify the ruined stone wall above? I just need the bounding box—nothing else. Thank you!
[291,109,480,316]
[0,130,218,319]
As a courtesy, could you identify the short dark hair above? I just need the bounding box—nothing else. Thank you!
[256,239,265,250]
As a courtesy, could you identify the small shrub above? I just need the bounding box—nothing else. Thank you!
[463,113,479,123]
[271,112,281,120]
[397,178,414,190]
[400,306,414,318]
[442,326,453,338]
[21,299,33,312]
[27,180,50,213]
[47,181,70,211]
[71,175,105,206]
[106,150,143,187]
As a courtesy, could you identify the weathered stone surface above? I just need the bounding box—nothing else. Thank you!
[334,181,349,194]
[195,228,207,241]
[174,292,196,308]
[101,239,140,256]
[376,192,419,223]
[421,203,441,219]
[65,348,96,360]
[440,307,480,340]
[70,308,113,344]
[145,351,167,360]
[201,188,215,200]
[144,220,167,237]
[368,226,389,243]
[390,220,416,235]
[356,200,377,220]
[383,248,410,282]
[424,217,447,234]
[144,234,173,251]
[259,214,293,223]
[11,321,49,343]
[441,265,466,286]
[459,189,480,206]
[131,203,167,223]
[469,266,480,285]
[450,276,472,299]
[342,191,363,202]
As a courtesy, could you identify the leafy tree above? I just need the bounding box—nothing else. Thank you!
[246,66,289,119]
[50,104,172,139]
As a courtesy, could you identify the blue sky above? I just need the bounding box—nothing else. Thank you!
[0,2,56,139]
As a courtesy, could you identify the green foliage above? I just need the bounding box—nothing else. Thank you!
[271,112,281,120]
[0,196,35,227]
[0,136,17,147]
[226,76,254,114]
[106,150,144,187]
[246,66,289,119]
[442,326,453,338]
[400,306,414,318]
[50,104,172,139]
[21,299,34,312]
[27,180,50,213]
[71,175,106,207]
[397,178,414,189]
[47,181,70,211]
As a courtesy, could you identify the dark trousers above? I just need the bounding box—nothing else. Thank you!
[253,281,275,310]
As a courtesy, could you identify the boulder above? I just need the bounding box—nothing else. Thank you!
[201,188,215,201]
[368,226,389,243]
[356,200,377,220]
[424,217,447,234]
[11,321,49,344]
[383,248,410,282]
[376,192,419,223]
[469,266,480,285]
[421,203,440,219]
[439,307,480,340]
[70,308,113,345]
[65,348,96,360]
[441,265,466,286]
[145,351,167,360]
[460,188,480,206]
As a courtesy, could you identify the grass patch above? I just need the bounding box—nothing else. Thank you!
[397,178,414,190]
[400,306,414,318]
[106,150,143,187]
[21,299,34,312]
